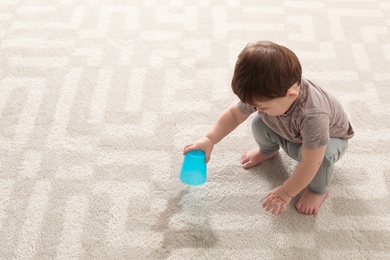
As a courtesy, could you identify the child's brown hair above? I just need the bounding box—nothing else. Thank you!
[231,41,302,104]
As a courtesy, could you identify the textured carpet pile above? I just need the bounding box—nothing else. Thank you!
[0,1,389,259]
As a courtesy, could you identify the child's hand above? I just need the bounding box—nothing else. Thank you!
[262,185,292,215]
[183,137,214,163]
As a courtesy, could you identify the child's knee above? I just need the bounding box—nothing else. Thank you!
[322,152,334,167]
[251,113,267,131]
[297,140,348,166]
[323,141,348,166]
[251,113,261,124]
[309,164,334,194]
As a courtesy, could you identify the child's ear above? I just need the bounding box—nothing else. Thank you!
[287,83,300,98]
[287,88,298,98]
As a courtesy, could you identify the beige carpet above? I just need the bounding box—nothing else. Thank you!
[0,1,389,259]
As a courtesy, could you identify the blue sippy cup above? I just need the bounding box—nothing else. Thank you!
[180,150,207,186]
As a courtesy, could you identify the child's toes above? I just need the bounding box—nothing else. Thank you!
[240,157,248,164]
[242,161,253,169]
[295,202,302,212]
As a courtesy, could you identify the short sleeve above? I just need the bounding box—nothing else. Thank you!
[237,101,256,115]
[301,113,330,148]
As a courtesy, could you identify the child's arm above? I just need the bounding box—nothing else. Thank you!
[262,145,326,215]
[283,145,327,196]
[183,103,249,163]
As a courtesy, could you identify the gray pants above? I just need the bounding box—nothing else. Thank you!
[251,113,348,195]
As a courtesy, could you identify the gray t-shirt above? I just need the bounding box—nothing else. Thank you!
[238,78,354,148]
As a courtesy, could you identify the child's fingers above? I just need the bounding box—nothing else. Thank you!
[262,194,273,208]
[272,203,280,215]
[205,155,211,163]
[265,198,277,212]
[182,144,196,154]
[278,203,287,215]
[263,191,276,207]
[182,144,191,153]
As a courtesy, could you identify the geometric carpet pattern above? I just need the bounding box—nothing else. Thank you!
[0,1,389,259]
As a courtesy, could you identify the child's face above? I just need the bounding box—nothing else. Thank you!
[250,83,300,116]
[251,97,292,116]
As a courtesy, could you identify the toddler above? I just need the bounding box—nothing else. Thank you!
[183,41,354,215]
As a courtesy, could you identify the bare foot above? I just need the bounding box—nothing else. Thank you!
[240,148,278,169]
[295,189,329,215]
